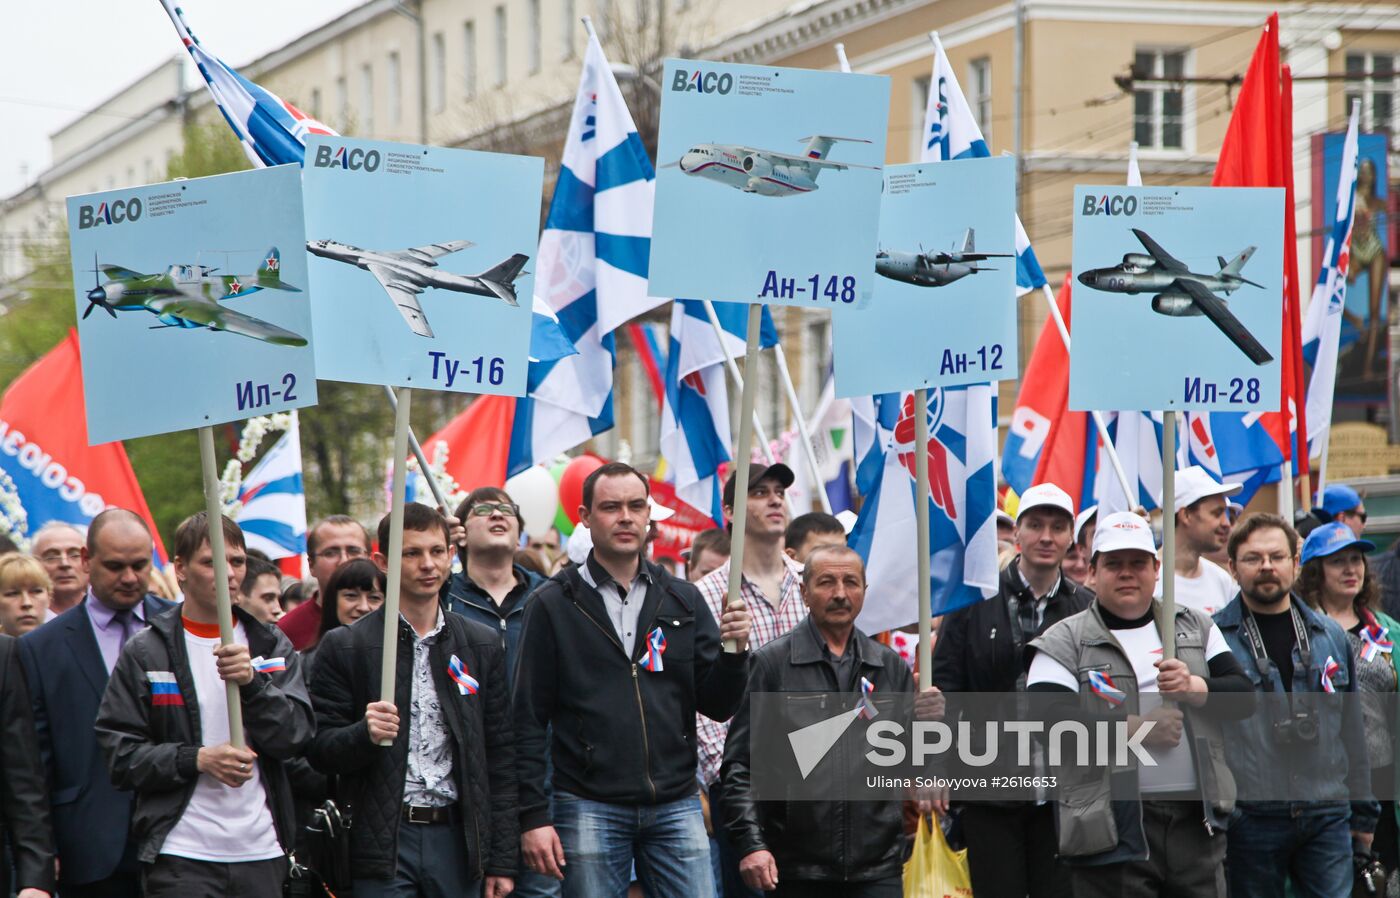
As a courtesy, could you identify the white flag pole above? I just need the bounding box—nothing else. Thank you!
[772,342,834,514]
[724,305,764,653]
[1160,412,1177,660]
[198,426,245,748]
[914,389,933,689]
[378,387,413,745]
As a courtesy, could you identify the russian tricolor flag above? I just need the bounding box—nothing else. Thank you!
[147,671,183,707]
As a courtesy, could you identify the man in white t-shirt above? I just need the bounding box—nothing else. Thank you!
[96,512,314,897]
[1027,511,1253,896]
[1158,467,1242,616]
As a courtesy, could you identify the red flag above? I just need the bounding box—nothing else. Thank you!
[1029,276,1094,509]
[1210,13,1306,486]
[647,479,717,564]
[421,396,516,492]
[0,330,167,561]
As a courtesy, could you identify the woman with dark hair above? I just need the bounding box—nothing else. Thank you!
[1300,521,1399,873]
[314,558,386,651]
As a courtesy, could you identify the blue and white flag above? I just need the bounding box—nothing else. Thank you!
[234,416,307,563]
[508,33,667,475]
[159,0,573,371]
[923,33,1046,294]
[851,392,900,498]
[1302,103,1362,459]
[660,300,777,524]
[850,387,999,633]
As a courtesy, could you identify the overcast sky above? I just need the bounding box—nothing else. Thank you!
[0,0,364,199]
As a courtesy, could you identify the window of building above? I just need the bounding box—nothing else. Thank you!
[626,352,659,464]
[335,76,349,130]
[359,64,374,134]
[388,51,402,126]
[561,0,575,59]
[310,87,323,120]
[968,56,992,144]
[1133,48,1187,151]
[1346,52,1397,134]
[527,0,541,74]
[430,33,446,113]
[912,74,931,159]
[494,5,508,87]
[464,21,477,98]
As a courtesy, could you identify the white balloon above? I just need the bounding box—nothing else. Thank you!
[505,465,560,539]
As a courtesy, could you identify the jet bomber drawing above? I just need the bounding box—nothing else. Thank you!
[1076,228,1273,365]
[875,229,1013,288]
[664,136,876,197]
[307,239,530,338]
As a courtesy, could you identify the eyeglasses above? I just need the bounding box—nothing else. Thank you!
[315,545,368,562]
[1236,552,1293,569]
[1347,509,1369,524]
[39,549,83,564]
[470,503,519,518]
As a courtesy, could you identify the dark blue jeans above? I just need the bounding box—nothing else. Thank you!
[354,820,480,898]
[1226,805,1352,898]
[553,790,713,898]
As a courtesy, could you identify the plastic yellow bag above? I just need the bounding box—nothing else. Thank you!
[903,815,973,898]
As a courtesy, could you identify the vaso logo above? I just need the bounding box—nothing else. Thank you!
[312,145,383,172]
[1081,194,1139,216]
[77,197,142,230]
[670,69,734,95]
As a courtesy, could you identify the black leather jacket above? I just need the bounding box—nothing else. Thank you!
[0,634,54,893]
[718,618,914,883]
[308,606,518,881]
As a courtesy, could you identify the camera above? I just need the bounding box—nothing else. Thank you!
[1271,710,1318,745]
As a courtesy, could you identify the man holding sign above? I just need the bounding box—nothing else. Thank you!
[515,462,752,897]
[95,512,313,896]
[309,503,518,898]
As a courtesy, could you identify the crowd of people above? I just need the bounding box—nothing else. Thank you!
[0,462,1397,898]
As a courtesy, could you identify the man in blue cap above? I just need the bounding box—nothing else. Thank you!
[1313,484,1367,539]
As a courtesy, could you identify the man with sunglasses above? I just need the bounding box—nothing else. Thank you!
[446,487,555,898]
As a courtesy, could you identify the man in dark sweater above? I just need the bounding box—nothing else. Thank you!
[514,462,752,897]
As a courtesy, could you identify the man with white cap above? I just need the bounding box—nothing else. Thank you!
[1027,512,1251,896]
[1163,466,1243,616]
[930,482,1094,898]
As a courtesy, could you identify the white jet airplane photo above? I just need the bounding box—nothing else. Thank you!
[875,229,1013,288]
[307,239,529,338]
[665,136,876,197]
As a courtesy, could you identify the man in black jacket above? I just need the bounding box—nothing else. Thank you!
[928,482,1092,898]
[95,512,313,896]
[309,503,517,898]
[720,545,931,897]
[515,462,752,897]
[1,632,54,898]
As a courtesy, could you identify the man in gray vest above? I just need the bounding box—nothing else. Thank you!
[1027,511,1253,897]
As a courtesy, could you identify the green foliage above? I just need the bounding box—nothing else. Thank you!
[165,121,252,181]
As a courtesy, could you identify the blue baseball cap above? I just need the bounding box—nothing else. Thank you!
[1300,521,1375,564]
[1314,484,1363,520]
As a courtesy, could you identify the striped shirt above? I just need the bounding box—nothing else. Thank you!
[695,556,806,786]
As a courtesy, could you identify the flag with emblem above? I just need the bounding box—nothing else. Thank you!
[507,32,668,474]
[659,300,777,524]
[923,33,1046,294]
[233,415,307,571]
[1302,102,1361,461]
[849,386,999,633]
[1178,411,1282,507]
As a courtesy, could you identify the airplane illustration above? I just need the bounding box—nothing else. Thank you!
[664,136,876,197]
[82,247,307,347]
[875,229,1013,287]
[1077,228,1273,365]
[306,239,529,338]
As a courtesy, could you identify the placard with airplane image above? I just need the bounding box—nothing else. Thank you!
[1069,186,1284,412]
[302,136,542,394]
[648,58,889,307]
[831,157,1017,396]
[67,164,317,444]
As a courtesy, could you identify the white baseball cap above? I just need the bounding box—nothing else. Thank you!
[1092,511,1157,557]
[1074,506,1098,544]
[1016,483,1075,522]
[1175,465,1242,509]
